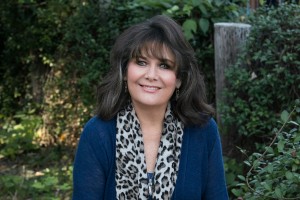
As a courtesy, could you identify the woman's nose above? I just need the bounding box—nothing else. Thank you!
[145,65,158,80]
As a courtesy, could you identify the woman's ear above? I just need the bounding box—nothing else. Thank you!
[176,79,181,88]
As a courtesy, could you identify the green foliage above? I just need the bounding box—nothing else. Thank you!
[167,0,246,102]
[164,0,245,38]
[41,0,152,143]
[224,156,244,192]
[0,112,42,158]
[1,138,73,199]
[220,4,300,198]
[0,0,70,116]
[221,3,300,141]
[0,164,73,199]
[233,105,300,199]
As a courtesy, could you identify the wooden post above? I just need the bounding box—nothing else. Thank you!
[214,23,251,155]
[249,0,259,10]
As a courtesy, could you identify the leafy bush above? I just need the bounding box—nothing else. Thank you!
[0,164,73,199]
[221,3,300,144]
[0,0,69,117]
[41,1,149,144]
[220,3,300,198]
[0,112,42,158]
[232,103,300,199]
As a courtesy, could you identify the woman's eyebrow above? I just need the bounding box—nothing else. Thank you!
[161,58,175,65]
[136,55,175,65]
[136,55,147,60]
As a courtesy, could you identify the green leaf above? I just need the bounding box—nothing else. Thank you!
[265,146,274,154]
[277,140,285,152]
[262,181,272,191]
[288,120,299,126]
[182,5,193,16]
[226,173,235,183]
[266,164,273,173]
[166,5,179,14]
[182,19,197,40]
[214,0,223,7]
[281,110,289,123]
[275,187,283,198]
[44,176,58,186]
[294,135,300,143]
[244,160,251,166]
[237,175,245,181]
[285,171,294,180]
[199,18,209,34]
[231,188,242,197]
[253,160,260,169]
[198,4,208,16]
[192,0,201,6]
[32,181,45,190]
[292,164,298,172]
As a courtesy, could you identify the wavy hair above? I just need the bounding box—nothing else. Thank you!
[95,15,214,126]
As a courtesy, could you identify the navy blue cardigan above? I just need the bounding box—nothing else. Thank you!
[73,116,229,200]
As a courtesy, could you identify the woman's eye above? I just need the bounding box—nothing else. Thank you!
[137,60,147,66]
[160,63,170,69]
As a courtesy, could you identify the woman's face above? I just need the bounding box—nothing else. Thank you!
[126,47,181,110]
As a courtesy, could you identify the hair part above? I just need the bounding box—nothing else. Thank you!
[95,15,214,126]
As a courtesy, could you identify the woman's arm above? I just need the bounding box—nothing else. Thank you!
[72,119,108,200]
[203,120,229,200]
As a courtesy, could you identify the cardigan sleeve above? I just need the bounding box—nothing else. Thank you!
[72,118,110,200]
[203,120,229,200]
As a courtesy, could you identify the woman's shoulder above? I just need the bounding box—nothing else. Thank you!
[184,118,221,154]
[202,117,218,134]
[81,116,117,141]
[186,117,218,135]
[185,118,220,143]
[84,116,116,129]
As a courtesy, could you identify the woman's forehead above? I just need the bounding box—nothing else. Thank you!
[133,42,175,61]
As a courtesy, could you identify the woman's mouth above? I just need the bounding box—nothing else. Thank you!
[140,84,160,92]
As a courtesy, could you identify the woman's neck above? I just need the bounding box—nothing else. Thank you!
[132,103,167,132]
[133,103,167,137]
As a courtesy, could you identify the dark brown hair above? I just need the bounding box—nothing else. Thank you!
[95,15,214,125]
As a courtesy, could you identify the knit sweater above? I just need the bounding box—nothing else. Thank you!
[72,116,229,200]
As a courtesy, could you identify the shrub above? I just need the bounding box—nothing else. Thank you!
[232,103,300,199]
[220,3,300,198]
[0,112,42,158]
[0,164,73,199]
[41,1,152,145]
[221,3,300,146]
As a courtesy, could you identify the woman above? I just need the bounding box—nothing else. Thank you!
[73,15,229,200]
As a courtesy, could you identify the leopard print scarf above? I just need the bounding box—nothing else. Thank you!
[116,103,184,200]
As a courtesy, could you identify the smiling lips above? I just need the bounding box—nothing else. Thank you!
[140,84,161,92]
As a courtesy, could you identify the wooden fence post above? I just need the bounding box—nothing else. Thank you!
[214,23,251,155]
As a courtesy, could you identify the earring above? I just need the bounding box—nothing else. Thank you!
[124,81,128,93]
[176,88,179,100]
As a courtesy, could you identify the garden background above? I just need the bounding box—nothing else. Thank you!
[0,0,299,199]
